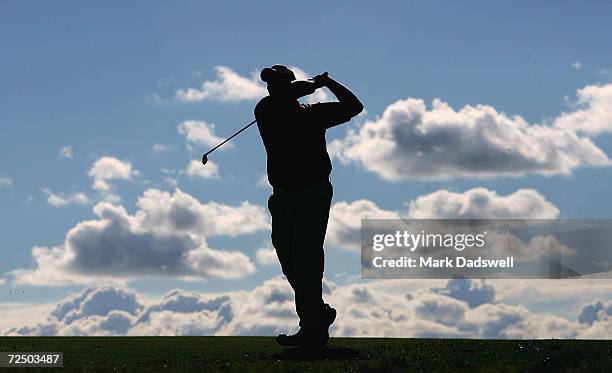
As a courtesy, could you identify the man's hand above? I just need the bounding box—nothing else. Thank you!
[313,72,363,119]
[312,72,330,89]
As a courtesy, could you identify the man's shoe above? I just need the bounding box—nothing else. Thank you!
[323,304,337,328]
[318,304,336,345]
[276,328,327,347]
[276,306,337,347]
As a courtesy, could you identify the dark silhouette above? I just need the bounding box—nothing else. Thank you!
[255,65,363,347]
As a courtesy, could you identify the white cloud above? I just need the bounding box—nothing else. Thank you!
[175,66,266,102]
[433,279,495,308]
[152,143,175,153]
[326,187,558,251]
[88,156,140,193]
[0,178,13,188]
[6,277,612,339]
[0,302,55,333]
[406,187,559,219]
[488,279,612,321]
[256,243,277,266]
[135,188,268,237]
[178,120,228,149]
[328,280,586,338]
[331,85,612,181]
[578,300,612,326]
[571,62,582,70]
[554,83,612,135]
[41,188,89,207]
[135,290,232,324]
[186,159,220,180]
[59,145,73,159]
[10,188,266,285]
[51,286,143,324]
[175,65,331,104]
[327,199,400,250]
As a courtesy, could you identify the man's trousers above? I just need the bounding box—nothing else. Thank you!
[268,178,333,329]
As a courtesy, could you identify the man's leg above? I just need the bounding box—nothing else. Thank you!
[268,191,298,288]
[290,179,333,329]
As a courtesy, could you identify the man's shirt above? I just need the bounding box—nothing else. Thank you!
[255,96,352,189]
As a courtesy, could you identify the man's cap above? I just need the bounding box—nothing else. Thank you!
[260,65,296,84]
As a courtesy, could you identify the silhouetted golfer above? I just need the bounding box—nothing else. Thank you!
[255,65,363,347]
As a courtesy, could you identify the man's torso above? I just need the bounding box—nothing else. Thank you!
[255,96,332,189]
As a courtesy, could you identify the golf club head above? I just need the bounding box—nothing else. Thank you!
[201,154,208,165]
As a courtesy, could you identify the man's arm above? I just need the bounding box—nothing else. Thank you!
[316,73,364,118]
[308,73,364,129]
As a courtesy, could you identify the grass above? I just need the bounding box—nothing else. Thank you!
[1,337,611,372]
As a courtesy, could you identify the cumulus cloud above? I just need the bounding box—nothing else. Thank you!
[327,199,400,250]
[10,188,267,285]
[6,277,611,339]
[576,301,612,339]
[330,280,590,339]
[136,290,232,324]
[59,145,73,159]
[255,243,277,266]
[327,187,558,251]
[406,187,559,219]
[0,177,13,188]
[7,287,142,336]
[178,120,228,149]
[41,188,89,207]
[175,65,330,104]
[135,188,268,237]
[578,300,612,326]
[186,160,220,180]
[331,85,612,181]
[176,66,266,102]
[555,84,612,135]
[88,156,140,194]
[52,286,143,324]
[177,124,223,179]
[433,279,495,308]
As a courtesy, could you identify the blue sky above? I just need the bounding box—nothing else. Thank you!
[2,1,612,337]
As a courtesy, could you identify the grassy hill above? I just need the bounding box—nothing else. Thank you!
[1,336,611,372]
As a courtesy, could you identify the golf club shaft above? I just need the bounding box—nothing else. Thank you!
[203,119,257,157]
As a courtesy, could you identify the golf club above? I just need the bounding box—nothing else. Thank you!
[201,119,257,165]
[201,73,329,166]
